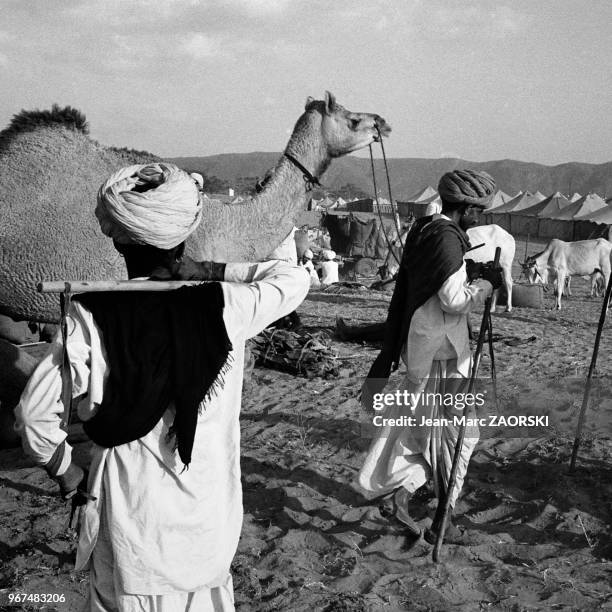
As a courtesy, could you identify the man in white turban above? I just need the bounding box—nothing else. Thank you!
[320,249,339,286]
[15,162,310,611]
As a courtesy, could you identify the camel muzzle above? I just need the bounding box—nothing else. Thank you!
[374,116,391,140]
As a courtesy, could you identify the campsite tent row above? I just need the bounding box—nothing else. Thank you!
[344,186,517,219]
[482,191,611,241]
[301,186,612,247]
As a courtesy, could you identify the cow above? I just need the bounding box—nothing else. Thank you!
[522,238,612,309]
[466,225,516,312]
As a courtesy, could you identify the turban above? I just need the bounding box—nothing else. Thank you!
[304,249,314,259]
[438,169,496,209]
[96,163,202,250]
[322,249,336,260]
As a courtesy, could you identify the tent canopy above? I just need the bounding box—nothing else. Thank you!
[524,192,572,218]
[489,190,512,210]
[574,198,612,223]
[407,185,438,202]
[552,193,607,220]
[490,191,542,214]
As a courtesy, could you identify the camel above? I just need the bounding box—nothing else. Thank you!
[0,92,390,324]
[0,93,390,447]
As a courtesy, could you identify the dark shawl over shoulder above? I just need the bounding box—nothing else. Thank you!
[362,216,469,407]
[73,284,232,467]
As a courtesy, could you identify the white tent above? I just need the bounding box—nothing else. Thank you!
[407,185,438,202]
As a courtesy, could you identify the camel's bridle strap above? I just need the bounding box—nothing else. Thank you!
[284,153,322,191]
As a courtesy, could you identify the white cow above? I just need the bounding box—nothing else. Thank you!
[466,225,516,312]
[523,238,612,309]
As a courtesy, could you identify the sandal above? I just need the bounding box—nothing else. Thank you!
[378,487,421,537]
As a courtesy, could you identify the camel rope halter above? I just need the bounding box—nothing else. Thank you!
[369,126,403,266]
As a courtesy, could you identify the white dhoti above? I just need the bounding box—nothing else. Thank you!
[357,359,479,508]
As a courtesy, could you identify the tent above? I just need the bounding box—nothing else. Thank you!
[407,185,438,202]
[489,189,512,210]
[573,195,612,240]
[481,190,512,225]
[570,192,582,202]
[397,186,440,218]
[534,191,546,202]
[488,191,542,233]
[532,193,574,239]
[559,193,607,220]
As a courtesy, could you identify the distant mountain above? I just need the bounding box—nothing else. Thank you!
[170,153,612,200]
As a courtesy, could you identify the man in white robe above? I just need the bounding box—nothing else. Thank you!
[319,250,339,286]
[15,163,310,611]
[358,169,502,543]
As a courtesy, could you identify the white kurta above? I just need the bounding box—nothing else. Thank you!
[320,261,339,285]
[15,261,309,605]
[357,224,492,508]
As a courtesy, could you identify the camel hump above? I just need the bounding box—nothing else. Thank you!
[0,104,89,147]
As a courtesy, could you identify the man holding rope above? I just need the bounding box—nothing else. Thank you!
[15,162,309,611]
[357,169,502,543]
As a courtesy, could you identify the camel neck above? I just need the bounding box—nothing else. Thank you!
[246,111,330,226]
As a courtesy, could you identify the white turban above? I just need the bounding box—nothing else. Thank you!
[322,249,336,260]
[96,163,202,250]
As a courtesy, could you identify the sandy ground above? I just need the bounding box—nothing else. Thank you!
[1,237,611,611]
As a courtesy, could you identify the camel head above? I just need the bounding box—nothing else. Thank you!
[305,91,391,158]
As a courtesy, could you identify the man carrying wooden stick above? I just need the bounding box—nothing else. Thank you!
[15,162,309,611]
[357,169,502,543]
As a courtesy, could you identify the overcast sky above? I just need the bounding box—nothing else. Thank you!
[2,0,610,165]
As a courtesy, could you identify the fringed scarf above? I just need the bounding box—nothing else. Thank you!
[362,216,469,408]
[74,283,232,467]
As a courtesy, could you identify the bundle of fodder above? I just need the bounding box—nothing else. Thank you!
[248,328,339,378]
[321,281,368,293]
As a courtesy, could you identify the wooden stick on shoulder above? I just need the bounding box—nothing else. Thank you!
[38,280,210,294]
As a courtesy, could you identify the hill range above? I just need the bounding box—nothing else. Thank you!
[171,153,612,200]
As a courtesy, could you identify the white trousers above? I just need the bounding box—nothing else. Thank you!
[357,359,479,508]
